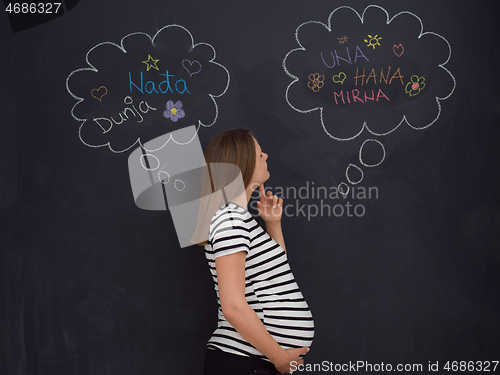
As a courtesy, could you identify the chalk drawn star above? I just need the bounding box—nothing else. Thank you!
[142,55,160,71]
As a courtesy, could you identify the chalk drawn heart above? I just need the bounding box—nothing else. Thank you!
[393,44,404,57]
[182,59,202,77]
[91,86,108,101]
[332,72,346,84]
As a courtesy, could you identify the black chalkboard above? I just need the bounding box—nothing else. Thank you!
[1,0,499,374]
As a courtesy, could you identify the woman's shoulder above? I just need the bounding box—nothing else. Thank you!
[209,202,254,235]
[212,201,250,221]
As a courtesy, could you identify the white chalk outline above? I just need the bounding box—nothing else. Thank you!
[66,24,230,153]
[158,170,171,185]
[174,179,186,191]
[345,163,364,185]
[140,153,160,171]
[359,138,386,167]
[282,5,456,141]
[337,182,350,197]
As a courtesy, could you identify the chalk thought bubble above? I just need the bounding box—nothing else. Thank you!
[66,25,230,152]
[283,5,456,141]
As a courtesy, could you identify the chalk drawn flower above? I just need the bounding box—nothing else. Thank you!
[308,73,325,92]
[405,75,426,96]
[163,100,185,122]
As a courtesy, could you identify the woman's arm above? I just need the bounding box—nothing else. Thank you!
[215,251,308,373]
[257,184,287,252]
[265,221,286,252]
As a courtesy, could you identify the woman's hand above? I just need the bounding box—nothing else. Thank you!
[273,347,310,374]
[256,184,283,223]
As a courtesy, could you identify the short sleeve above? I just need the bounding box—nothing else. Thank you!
[209,207,251,258]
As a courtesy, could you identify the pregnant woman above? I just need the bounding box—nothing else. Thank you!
[195,129,314,374]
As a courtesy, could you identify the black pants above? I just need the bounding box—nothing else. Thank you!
[203,347,280,375]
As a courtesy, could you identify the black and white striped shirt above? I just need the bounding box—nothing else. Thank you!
[204,202,314,359]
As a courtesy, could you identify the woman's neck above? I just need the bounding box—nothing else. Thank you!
[229,188,252,210]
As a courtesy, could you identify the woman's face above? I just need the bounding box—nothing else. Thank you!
[250,137,270,189]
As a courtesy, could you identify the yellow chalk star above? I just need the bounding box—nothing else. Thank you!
[142,55,160,71]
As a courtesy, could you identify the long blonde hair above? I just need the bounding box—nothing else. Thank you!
[191,129,257,246]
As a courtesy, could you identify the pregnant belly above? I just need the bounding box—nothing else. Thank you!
[263,303,315,348]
